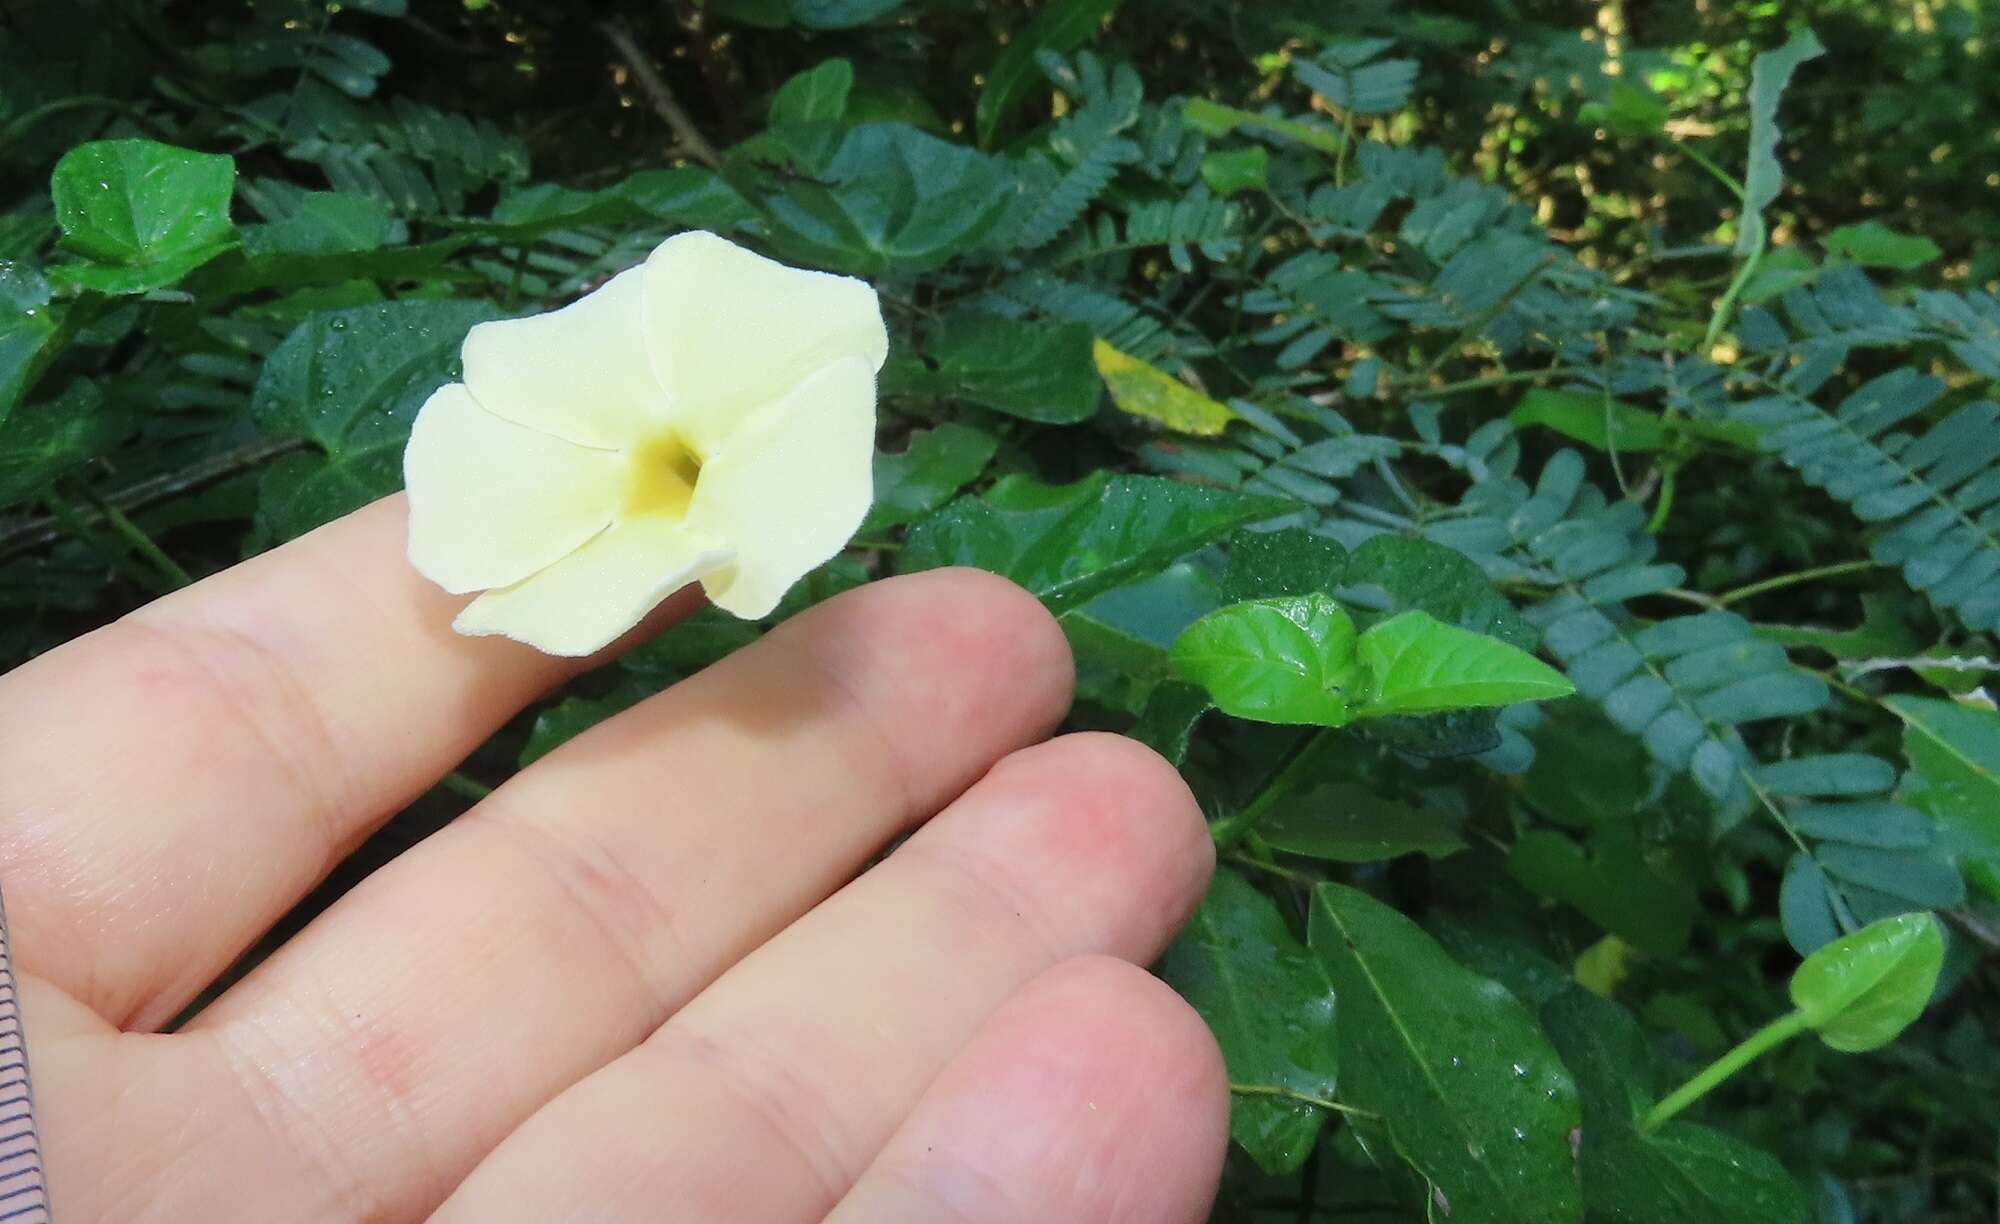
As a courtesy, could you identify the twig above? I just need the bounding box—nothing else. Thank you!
[0,435,307,560]
[599,20,721,169]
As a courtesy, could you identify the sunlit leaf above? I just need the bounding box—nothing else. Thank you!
[1355,610,1574,718]
[1170,593,1360,726]
[1093,339,1236,436]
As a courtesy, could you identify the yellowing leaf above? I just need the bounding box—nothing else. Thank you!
[1093,338,1236,436]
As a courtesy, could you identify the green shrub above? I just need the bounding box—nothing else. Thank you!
[3,2,1995,1219]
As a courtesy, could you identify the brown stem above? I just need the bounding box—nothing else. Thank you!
[599,20,721,168]
[0,435,308,561]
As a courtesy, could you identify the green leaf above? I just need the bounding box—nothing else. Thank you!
[1092,339,1236,436]
[1308,884,1583,1224]
[1292,39,1418,116]
[1354,611,1574,719]
[241,191,401,258]
[1507,388,1758,453]
[1128,680,1211,766]
[518,674,660,768]
[1885,695,2000,896]
[0,264,56,423]
[974,0,1124,147]
[1823,220,1941,271]
[757,123,1015,275]
[887,313,1099,423]
[1507,826,1696,957]
[900,473,1290,615]
[789,0,904,28]
[1582,80,1669,139]
[770,58,854,124]
[1258,782,1466,863]
[1543,990,1809,1224]
[1736,29,1825,254]
[1157,869,1339,1175]
[1170,593,1360,726]
[860,422,998,534]
[1199,146,1269,197]
[1220,526,1348,602]
[1789,911,1944,1052]
[251,298,502,540]
[0,380,124,505]
[1344,535,1536,650]
[485,168,755,236]
[1180,98,1342,155]
[48,139,238,293]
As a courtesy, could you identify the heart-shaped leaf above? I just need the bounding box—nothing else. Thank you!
[1788,911,1943,1052]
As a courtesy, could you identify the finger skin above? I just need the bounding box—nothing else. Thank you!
[0,495,691,1028]
[828,957,1229,1224]
[433,732,1214,1224]
[75,568,1071,1222]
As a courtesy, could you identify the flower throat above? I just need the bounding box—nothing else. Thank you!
[623,432,704,519]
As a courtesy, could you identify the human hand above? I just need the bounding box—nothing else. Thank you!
[0,497,1228,1222]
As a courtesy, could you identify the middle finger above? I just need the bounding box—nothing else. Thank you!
[153,568,1071,1221]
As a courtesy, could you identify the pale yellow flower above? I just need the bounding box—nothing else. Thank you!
[404,231,886,655]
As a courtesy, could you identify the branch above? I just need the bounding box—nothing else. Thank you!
[0,435,307,561]
[599,20,721,169]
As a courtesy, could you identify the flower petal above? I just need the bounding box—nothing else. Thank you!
[405,383,624,595]
[689,356,875,619]
[452,517,732,657]
[462,267,669,448]
[642,231,887,450]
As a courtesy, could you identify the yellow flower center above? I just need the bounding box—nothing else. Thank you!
[623,431,704,519]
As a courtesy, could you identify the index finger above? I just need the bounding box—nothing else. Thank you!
[0,495,694,1028]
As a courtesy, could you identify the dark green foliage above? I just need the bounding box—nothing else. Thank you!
[4,2,1995,1220]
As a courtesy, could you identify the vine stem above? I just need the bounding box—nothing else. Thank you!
[1230,1082,1377,1119]
[1210,729,1337,849]
[1715,559,1882,607]
[1702,222,1767,352]
[1638,1009,1812,1135]
[1382,366,1581,400]
[84,489,192,588]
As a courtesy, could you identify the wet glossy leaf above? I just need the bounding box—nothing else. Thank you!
[1543,990,1809,1224]
[1093,339,1236,436]
[1220,526,1347,602]
[251,298,502,540]
[0,380,123,504]
[1344,534,1536,650]
[1170,593,1360,726]
[1789,911,1944,1052]
[900,473,1289,614]
[0,264,56,423]
[1158,869,1339,1175]
[1354,610,1574,718]
[1308,884,1583,1224]
[49,139,238,293]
